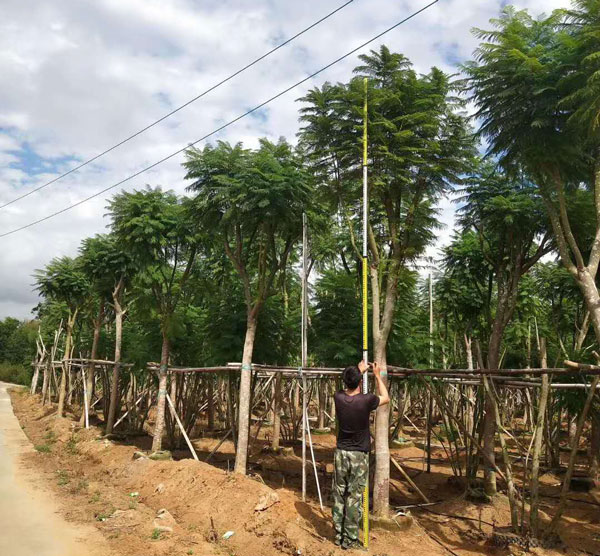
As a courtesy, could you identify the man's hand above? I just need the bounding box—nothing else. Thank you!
[371,361,390,406]
[372,361,381,378]
[358,360,368,374]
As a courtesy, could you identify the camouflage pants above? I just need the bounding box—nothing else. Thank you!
[332,449,368,546]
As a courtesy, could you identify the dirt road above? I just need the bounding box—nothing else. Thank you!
[0,382,112,556]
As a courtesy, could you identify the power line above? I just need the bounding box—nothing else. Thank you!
[0,0,439,239]
[0,0,354,210]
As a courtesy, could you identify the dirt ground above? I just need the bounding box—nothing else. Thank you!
[0,382,114,556]
[8,388,600,556]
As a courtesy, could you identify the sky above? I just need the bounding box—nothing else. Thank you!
[0,0,568,319]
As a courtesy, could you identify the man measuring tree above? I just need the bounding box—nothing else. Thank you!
[332,360,390,549]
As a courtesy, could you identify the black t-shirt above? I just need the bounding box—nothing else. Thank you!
[334,391,380,453]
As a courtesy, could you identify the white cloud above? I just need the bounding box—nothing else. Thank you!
[0,0,573,318]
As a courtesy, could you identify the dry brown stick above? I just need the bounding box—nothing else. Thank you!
[545,374,600,535]
[205,428,233,462]
[564,360,600,372]
[426,530,461,556]
[390,456,430,503]
[417,376,508,485]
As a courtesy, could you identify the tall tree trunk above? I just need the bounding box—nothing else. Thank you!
[234,310,258,474]
[80,304,103,426]
[482,324,503,497]
[370,253,400,517]
[482,393,497,496]
[373,341,390,516]
[530,338,549,537]
[271,372,282,451]
[106,284,124,434]
[57,309,77,418]
[464,333,473,371]
[482,377,519,530]
[151,330,170,452]
[545,178,600,347]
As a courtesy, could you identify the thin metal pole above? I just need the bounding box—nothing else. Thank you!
[361,76,369,550]
[301,212,308,502]
[427,271,433,473]
[305,407,324,510]
[302,374,307,501]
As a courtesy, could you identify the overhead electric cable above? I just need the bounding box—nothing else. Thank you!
[0,0,354,210]
[0,0,438,239]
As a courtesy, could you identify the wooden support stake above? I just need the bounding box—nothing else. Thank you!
[205,428,233,463]
[82,368,89,429]
[166,393,199,461]
[114,389,148,429]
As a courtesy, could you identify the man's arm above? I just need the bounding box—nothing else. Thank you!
[372,362,390,406]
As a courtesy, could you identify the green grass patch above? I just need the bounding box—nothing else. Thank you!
[72,479,89,493]
[89,491,101,504]
[44,430,57,444]
[56,469,70,486]
[66,434,79,454]
[151,528,163,540]
[35,444,51,453]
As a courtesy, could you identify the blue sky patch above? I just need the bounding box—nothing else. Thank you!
[4,136,79,177]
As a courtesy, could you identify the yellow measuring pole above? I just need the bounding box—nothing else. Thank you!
[361,76,369,550]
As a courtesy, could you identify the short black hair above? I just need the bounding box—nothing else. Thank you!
[343,365,362,390]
